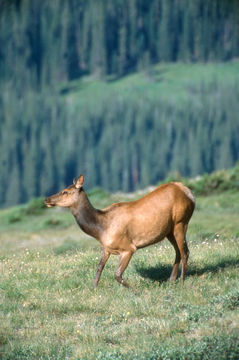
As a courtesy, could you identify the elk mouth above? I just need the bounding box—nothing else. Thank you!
[44,198,56,208]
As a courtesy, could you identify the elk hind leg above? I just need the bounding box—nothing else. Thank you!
[167,233,181,281]
[173,223,190,281]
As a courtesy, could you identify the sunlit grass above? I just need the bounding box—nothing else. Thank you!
[0,236,238,359]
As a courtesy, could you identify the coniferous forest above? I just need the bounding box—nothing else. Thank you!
[1,0,239,206]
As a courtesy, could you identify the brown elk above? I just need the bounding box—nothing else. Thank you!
[45,175,195,288]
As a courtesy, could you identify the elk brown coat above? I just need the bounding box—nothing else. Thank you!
[45,175,195,288]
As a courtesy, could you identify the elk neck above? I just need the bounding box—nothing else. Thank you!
[71,189,105,240]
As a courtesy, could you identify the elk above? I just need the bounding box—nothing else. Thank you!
[45,175,195,288]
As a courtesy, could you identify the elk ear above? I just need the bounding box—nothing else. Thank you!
[74,174,84,189]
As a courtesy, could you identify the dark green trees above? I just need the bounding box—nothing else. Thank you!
[1,0,239,206]
[1,0,239,86]
[1,70,239,206]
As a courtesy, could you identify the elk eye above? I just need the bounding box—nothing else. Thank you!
[62,191,68,195]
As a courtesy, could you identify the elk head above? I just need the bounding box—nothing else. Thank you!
[45,175,84,208]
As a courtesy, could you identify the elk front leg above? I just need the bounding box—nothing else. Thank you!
[93,249,110,288]
[115,251,133,288]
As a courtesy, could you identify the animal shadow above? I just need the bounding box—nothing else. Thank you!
[135,255,239,283]
[135,263,172,283]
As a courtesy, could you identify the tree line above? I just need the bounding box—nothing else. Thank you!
[1,0,239,88]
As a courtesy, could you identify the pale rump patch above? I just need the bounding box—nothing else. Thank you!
[174,182,195,204]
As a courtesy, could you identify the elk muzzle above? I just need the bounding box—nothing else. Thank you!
[44,197,56,207]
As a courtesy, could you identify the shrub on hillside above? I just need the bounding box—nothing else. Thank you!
[24,198,46,215]
[163,163,239,196]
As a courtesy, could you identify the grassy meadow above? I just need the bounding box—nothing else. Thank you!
[0,178,239,359]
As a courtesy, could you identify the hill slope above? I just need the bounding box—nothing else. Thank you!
[1,61,239,207]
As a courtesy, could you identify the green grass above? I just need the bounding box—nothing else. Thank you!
[0,179,239,359]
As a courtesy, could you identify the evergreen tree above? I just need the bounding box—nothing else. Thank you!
[0,0,239,206]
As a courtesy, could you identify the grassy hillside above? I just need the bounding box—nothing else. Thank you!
[62,60,239,106]
[0,169,239,359]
